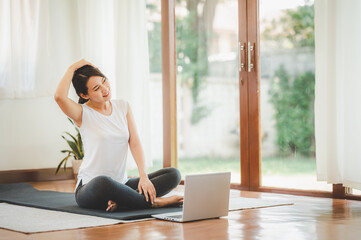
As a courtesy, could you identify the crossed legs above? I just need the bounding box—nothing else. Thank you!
[75,167,182,211]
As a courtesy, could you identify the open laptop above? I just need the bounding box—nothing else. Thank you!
[152,172,231,222]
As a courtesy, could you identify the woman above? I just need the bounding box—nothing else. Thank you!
[54,59,183,212]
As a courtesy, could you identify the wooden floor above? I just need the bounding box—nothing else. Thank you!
[2,180,361,240]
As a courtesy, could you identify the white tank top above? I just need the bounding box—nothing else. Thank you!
[75,99,129,190]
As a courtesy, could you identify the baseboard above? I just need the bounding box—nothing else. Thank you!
[0,168,74,184]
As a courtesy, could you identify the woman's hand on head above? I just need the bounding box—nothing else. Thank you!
[70,59,97,71]
[138,177,156,204]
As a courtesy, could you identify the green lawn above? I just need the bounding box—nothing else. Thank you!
[127,156,316,177]
[262,156,316,175]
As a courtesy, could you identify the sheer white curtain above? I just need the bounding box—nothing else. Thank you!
[76,0,116,92]
[113,1,151,169]
[76,0,151,169]
[0,0,51,98]
[315,0,361,189]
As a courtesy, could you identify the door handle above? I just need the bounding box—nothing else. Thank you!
[238,42,245,72]
[247,42,254,72]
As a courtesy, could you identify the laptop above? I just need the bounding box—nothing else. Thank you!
[152,172,231,222]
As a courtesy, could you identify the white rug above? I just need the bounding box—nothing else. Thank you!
[0,195,292,234]
[0,203,152,234]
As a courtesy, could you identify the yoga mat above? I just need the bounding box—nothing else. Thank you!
[0,183,182,221]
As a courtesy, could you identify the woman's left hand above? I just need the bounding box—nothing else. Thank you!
[138,177,156,204]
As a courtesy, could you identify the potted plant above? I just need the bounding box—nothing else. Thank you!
[56,118,84,182]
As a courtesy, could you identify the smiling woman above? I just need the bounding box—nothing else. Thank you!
[54,59,183,212]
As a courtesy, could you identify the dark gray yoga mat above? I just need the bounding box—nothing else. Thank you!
[0,183,182,220]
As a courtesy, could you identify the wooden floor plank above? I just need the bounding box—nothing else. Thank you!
[1,180,361,240]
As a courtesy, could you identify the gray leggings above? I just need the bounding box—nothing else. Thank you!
[75,167,181,211]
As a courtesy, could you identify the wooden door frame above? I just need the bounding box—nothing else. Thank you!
[239,0,250,190]
[245,0,261,191]
[161,0,177,168]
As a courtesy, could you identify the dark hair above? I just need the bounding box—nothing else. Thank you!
[72,65,106,104]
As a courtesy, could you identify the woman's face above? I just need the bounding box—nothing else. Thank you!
[82,76,111,102]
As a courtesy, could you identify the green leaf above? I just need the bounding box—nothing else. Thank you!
[62,136,81,159]
[64,132,78,145]
[75,126,81,136]
[67,117,83,159]
[67,117,75,126]
[56,155,70,174]
[68,117,80,135]
[64,132,83,159]
[61,150,74,154]
[77,132,84,159]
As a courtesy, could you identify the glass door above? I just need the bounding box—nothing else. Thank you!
[258,0,331,191]
[175,0,241,183]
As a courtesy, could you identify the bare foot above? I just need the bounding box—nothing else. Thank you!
[106,200,117,212]
[152,195,184,208]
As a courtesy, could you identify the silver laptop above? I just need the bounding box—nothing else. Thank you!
[152,172,231,222]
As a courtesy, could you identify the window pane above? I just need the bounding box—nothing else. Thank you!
[259,0,331,191]
[175,0,240,183]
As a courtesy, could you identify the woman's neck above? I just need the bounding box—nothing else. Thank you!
[87,100,111,111]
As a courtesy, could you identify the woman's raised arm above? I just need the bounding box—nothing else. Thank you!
[54,59,92,126]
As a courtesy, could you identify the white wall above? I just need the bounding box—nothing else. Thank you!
[0,98,77,170]
[0,0,80,171]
